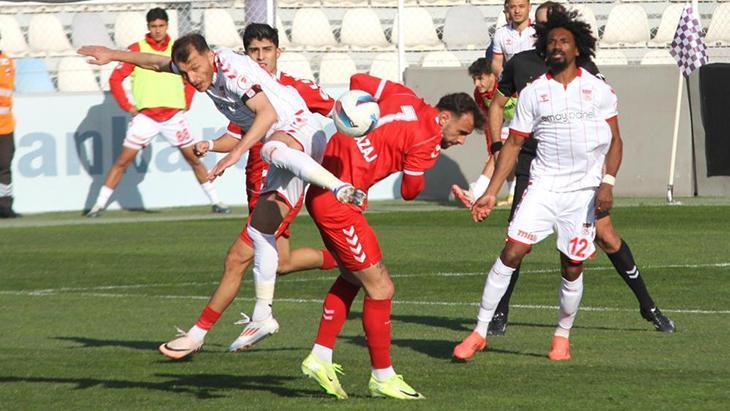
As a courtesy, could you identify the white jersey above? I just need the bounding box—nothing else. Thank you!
[509,68,618,192]
[492,22,536,63]
[174,48,314,137]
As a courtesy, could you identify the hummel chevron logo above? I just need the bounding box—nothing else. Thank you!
[342,226,355,237]
[346,234,359,246]
[354,253,366,263]
[349,243,363,254]
[627,266,639,279]
[342,225,367,263]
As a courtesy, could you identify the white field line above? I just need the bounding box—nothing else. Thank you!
[0,289,728,315]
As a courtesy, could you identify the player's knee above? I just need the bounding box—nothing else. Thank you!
[260,140,288,164]
[276,256,292,275]
[595,227,621,254]
[501,245,527,268]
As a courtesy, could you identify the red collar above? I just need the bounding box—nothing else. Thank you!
[144,33,171,51]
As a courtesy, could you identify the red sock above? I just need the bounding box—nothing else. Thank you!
[314,276,360,348]
[195,305,222,330]
[362,297,392,369]
[319,249,338,270]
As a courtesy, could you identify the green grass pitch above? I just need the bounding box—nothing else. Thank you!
[1,201,728,409]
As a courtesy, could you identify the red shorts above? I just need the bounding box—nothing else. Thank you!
[239,191,304,246]
[306,187,382,271]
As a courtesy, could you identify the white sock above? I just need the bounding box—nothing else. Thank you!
[201,181,221,205]
[247,225,278,322]
[470,174,491,199]
[372,366,396,381]
[95,185,114,209]
[187,325,207,342]
[312,343,333,363]
[555,274,584,338]
[475,257,516,338]
[261,140,345,191]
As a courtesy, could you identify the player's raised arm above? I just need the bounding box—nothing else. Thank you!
[78,45,174,72]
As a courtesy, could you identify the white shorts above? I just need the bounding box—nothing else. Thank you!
[261,114,327,208]
[123,111,195,150]
[507,183,597,262]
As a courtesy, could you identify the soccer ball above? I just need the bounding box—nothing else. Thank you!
[333,90,380,137]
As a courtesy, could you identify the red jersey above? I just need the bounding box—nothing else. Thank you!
[226,71,335,208]
[109,34,196,122]
[318,74,442,202]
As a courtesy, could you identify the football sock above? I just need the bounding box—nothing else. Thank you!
[94,185,113,209]
[262,140,345,191]
[311,343,333,364]
[556,274,584,338]
[475,257,515,338]
[495,265,521,316]
[200,181,221,205]
[607,240,656,311]
[195,305,222,331]
[319,249,338,270]
[508,178,517,195]
[187,325,207,342]
[362,297,392,369]
[471,174,491,199]
[315,276,360,348]
[372,366,396,381]
[247,225,278,322]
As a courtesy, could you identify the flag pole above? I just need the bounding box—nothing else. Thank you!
[667,71,683,204]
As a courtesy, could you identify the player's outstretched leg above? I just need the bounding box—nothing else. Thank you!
[596,217,676,332]
[454,256,516,361]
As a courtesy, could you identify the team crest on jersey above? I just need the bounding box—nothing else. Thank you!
[581,89,593,102]
[539,94,549,103]
[237,75,252,92]
[505,38,513,46]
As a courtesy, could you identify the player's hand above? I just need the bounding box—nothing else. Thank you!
[207,150,242,181]
[595,183,614,214]
[451,184,474,209]
[78,45,114,66]
[128,108,139,117]
[193,141,210,158]
[471,193,497,222]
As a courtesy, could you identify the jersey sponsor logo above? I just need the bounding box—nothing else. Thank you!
[541,110,596,123]
[517,229,537,242]
[353,135,378,163]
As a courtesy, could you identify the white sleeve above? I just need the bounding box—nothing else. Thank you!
[599,85,618,120]
[508,86,537,137]
[492,28,504,55]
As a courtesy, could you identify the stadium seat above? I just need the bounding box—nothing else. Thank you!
[0,15,30,56]
[72,13,115,50]
[290,8,341,51]
[706,4,730,46]
[98,63,118,92]
[28,14,73,54]
[391,7,443,51]
[322,0,368,6]
[57,56,100,92]
[420,50,462,68]
[167,10,180,40]
[204,9,243,49]
[340,8,391,51]
[601,4,651,47]
[369,52,406,82]
[14,58,55,93]
[420,0,466,5]
[569,4,599,40]
[442,5,489,50]
[278,0,321,7]
[470,0,505,5]
[114,12,148,48]
[594,49,629,66]
[276,14,292,50]
[650,4,685,46]
[370,0,419,6]
[640,49,677,65]
[318,53,358,85]
[278,52,315,81]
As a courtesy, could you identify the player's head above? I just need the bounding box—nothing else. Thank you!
[146,8,169,43]
[535,8,596,73]
[243,23,281,75]
[172,33,215,92]
[468,58,497,93]
[506,0,531,26]
[535,1,567,26]
[436,93,484,149]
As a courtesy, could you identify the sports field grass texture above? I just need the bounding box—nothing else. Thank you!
[1,200,728,409]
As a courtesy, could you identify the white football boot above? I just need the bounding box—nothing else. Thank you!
[229,313,280,352]
[159,327,203,360]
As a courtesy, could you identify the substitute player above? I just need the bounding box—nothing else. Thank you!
[86,8,229,217]
[491,0,536,76]
[157,23,339,359]
[79,33,365,354]
[483,1,674,336]
[300,74,484,399]
[455,9,622,361]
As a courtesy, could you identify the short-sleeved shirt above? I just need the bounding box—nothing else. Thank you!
[509,68,618,192]
[492,23,536,63]
[320,74,442,197]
